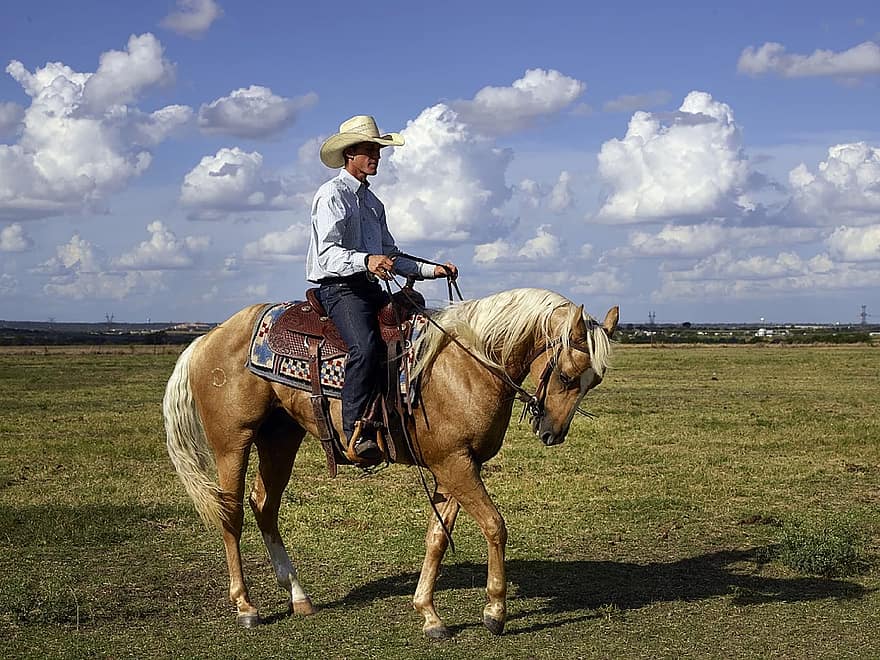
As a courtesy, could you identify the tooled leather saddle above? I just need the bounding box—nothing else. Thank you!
[265,285,426,476]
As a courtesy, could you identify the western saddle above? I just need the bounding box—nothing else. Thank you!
[266,284,426,476]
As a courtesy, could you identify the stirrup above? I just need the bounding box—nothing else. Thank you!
[344,421,383,464]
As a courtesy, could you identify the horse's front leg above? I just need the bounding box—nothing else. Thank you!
[433,456,508,635]
[413,491,461,638]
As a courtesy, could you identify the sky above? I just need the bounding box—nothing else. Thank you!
[0,1,879,325]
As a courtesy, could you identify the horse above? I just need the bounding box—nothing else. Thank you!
[163,287,618,638]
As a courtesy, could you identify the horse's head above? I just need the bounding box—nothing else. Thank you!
[527,304,618,446]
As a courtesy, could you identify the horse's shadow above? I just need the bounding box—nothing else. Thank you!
[319,547,871,634]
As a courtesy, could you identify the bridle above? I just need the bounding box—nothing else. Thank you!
[518,336,598,427]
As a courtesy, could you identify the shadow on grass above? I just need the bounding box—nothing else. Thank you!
[321,549,872,634]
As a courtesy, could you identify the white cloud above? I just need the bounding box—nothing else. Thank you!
[619,222,821,259]
[242,223,310,262]
[245,283,268,298]
[827,225,880,261]
[179,147,303,219]
[0,223,33,252]
[473,225,560,264]
[514,171,573,212]
[381,104,513,243]
[37,234,162,300]
[596,91,752,222]
[451,68,586,135]
[80,33,176,111]
[1,34,190,220]
[198,86,318,139]
[161,0,223,37]
[603,90,671,113]
[548,171,574,212]
[788,142,880,226]
[738,41,880,78]
[0,273,16,296]
[114,220,210,270]
[0,102,24,137]
[652,249,880,301]
[570,269,628,296]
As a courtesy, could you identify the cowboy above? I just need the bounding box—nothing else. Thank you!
[306,115,458,462]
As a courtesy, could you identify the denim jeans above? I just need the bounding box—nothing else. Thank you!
[316,277,390,441]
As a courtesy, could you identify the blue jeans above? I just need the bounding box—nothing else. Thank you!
[316,276,390,442]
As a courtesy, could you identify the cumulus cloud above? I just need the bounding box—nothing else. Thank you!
[617,223,820,259]
[381,104,513,243]
[114,220,209,270]
[0,223,33,252]
[36,234,162,300]
[242,222,310,262]
[161,0,223,37]
[595,91,752,223]
[179,147,303,219]
[603,90,671,113]
[652,249,880,301]
[198,86,318,138]
[450,68,585,135]
[738,41,880,78]
[827,225,880,262]
[514,171,573,212]
[473,225,560,264]
[570,269,628,296]
[1,34,190,220]
[788,142,880,225]
[548,171,574,212]
[0,102,24,137]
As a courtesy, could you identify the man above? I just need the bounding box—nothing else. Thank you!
[306,115,458,462]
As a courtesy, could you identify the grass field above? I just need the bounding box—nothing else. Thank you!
[1,344,878,658]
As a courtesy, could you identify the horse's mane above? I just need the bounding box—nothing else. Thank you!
[410,288,612,381]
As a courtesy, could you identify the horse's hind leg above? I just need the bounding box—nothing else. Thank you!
[212,438,260,627]
[413,489,461,639]
[249,409,316,617]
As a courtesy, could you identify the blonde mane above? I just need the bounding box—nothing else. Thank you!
[410,288,612,381]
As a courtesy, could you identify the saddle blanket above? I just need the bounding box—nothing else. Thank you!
[246,302,425,399]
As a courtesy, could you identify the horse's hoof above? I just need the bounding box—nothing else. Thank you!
[290,597,317,616]
[483,615,505,636]
[236,612,260,628]
[424,624,453,640]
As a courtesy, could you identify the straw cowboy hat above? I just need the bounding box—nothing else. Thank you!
[319,115,404,168]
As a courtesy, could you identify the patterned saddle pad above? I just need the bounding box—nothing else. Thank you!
[246,301,425,398]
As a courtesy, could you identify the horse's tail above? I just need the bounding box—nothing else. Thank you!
[163,336,225,530]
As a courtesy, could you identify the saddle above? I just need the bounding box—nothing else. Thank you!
[265,284,426,477]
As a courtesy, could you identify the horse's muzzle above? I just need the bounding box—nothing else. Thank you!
[539,430,564,446]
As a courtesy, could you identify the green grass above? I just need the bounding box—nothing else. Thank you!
[1,344,879,658]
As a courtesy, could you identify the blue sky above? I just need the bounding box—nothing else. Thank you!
[1,0,878,324]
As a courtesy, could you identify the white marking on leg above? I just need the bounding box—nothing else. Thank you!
[263,534,307,603]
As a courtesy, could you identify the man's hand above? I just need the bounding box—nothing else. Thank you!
[366,254,396,280]
[433,262,458,279]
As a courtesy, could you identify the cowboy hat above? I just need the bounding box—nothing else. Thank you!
[319,115,404,168]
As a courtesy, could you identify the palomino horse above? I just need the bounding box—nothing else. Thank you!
[164,287,618,637]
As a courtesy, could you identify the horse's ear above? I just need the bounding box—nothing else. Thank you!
[572,304,585,334]
[602,306,619,338]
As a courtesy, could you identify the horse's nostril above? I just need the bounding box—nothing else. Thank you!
[541,431,554,445]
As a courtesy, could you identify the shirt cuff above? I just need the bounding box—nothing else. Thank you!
[419,262,437,279]
[358,252,370,272]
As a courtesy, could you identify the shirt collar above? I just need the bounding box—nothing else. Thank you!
[338,168,368,194]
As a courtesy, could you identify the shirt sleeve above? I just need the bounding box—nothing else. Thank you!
[312,187,369,277]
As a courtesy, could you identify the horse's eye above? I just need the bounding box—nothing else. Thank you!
[558,370,575,388]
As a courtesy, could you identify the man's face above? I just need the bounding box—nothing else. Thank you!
[346,142,382,178]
